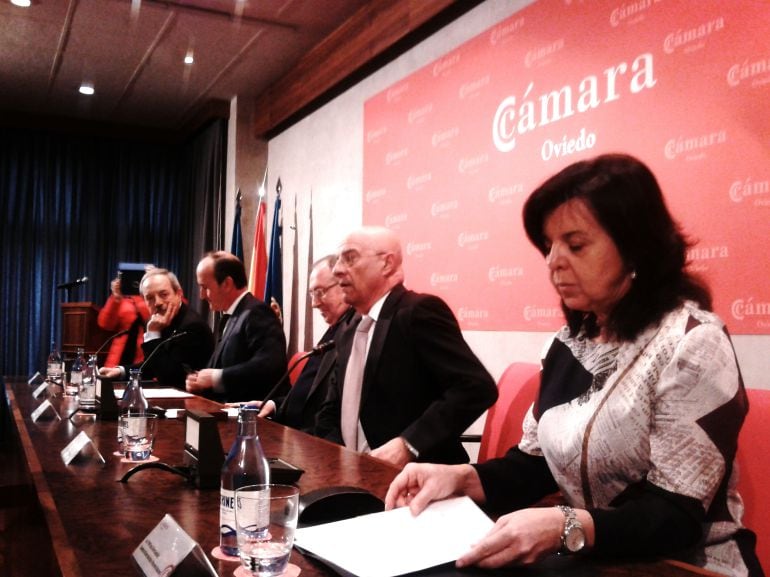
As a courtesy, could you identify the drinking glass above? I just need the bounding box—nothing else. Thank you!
[120,414,158,461]
[235,484,300,577]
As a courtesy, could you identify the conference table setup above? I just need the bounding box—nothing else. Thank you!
[3,376,722,577]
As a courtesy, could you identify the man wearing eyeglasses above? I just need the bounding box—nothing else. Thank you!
[316,226,498,468]
[257,254,353,432]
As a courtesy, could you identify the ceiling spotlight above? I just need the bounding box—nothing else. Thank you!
[11,0,33,7]
[79,83,95,96]
[184,52,194,65]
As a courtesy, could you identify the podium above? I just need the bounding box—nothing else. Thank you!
[61,302,112,362]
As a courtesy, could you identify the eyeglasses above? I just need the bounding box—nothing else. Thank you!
[337,249,387,268]
[308,282,339,300]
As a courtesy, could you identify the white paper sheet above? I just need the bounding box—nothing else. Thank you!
[114,387,193,399]
[293,496,493,577]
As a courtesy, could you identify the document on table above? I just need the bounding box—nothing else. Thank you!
[293,496,494,577]
[114,388,193,399]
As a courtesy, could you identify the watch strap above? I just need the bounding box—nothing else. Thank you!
[557,505,585,554]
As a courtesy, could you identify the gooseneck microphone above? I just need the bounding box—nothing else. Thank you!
[57,276,89,290]
[94,329,131,356]
[260,340,337,408]
[139,331,190,373]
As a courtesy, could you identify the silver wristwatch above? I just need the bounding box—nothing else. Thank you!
[557,505,586,554]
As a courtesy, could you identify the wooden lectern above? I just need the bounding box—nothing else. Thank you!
[61,302,113,362]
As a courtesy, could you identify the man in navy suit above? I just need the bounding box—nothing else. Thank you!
[316,227,498,468]
[258,254,353,433]
[185,251,287,403]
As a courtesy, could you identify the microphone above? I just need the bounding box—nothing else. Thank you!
[309,339,336,356]
[260,340,336,408]
[139,331,190,373]
[57,276,89,290]
[94,329,131,356]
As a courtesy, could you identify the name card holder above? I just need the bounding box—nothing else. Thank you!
[32,381,55,399]
[31,399,62,423]
[61,430,106,465]
[132,514,217,577]
[28,371,44,385]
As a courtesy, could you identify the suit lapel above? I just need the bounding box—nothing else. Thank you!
[208,294,251,368]
[360,285,405,404]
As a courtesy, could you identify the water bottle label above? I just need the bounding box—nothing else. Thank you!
[220,488,237,545]
[70,372,83,385]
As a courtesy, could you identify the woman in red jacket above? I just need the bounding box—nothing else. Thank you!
[97,277,150,366]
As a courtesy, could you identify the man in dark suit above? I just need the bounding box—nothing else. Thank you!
[99,268,214,388]
[316,226,498,468]
[185,251,287,402]
[258,254,354,433]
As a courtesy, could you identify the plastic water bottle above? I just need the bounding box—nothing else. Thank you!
[80,354,98,407]
[220,406,270,557]
[67,347,85,396]
[46,340,63,386]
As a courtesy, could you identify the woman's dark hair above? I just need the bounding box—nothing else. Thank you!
[522,153,711,341]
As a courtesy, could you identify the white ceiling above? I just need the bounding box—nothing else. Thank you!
[0,0,368,131]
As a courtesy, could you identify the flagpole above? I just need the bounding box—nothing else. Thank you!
[248,173,268,299]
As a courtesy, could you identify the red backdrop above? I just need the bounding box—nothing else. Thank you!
[364,0,770,334]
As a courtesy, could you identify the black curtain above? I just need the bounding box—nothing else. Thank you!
[0,119,226,376]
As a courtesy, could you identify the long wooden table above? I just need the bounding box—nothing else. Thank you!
[3,377,721,577]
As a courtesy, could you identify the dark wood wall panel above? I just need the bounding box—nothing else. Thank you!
[253,0,476,138]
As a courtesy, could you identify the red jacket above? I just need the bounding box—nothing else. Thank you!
[97,295,150,366]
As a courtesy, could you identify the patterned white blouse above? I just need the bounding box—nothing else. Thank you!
[476,301,761,576]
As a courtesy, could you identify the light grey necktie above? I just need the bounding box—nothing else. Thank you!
[341,315,374,450]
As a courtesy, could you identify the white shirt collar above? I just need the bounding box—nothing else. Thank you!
[226,290,249,315]
[365,291,390,323]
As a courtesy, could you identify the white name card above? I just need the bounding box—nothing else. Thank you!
[132,514,217,577]
[31,399,61,422]
[32,381,51,399]
[60,431,105,465]
[28,371,43,385]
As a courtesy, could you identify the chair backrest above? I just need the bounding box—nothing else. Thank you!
[288,351,310,385]
[477,362,540,463]
[737,387,770,568]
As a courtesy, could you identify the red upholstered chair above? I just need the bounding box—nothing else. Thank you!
[477,362,541,463]
[737,388,770,568]
[288,350,310,385]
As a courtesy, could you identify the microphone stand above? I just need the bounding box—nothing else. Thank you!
[117,331,201,484]
[260,340,336,411]
[119,461,194,485]
[68,329,130,422]
[72,330,188,422]
[121,341,335,487]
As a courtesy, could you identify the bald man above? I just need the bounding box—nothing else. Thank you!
[315,226,498,468]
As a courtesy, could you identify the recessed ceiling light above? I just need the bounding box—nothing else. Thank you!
[11,0,33,7]
[184,52,194,65]
[79,83,95,96]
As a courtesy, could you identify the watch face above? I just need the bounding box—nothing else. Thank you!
[566,527,585,552]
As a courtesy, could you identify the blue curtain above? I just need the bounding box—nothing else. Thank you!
[0,120,226,376]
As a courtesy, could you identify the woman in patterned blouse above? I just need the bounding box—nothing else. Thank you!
[385,154,763,577]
